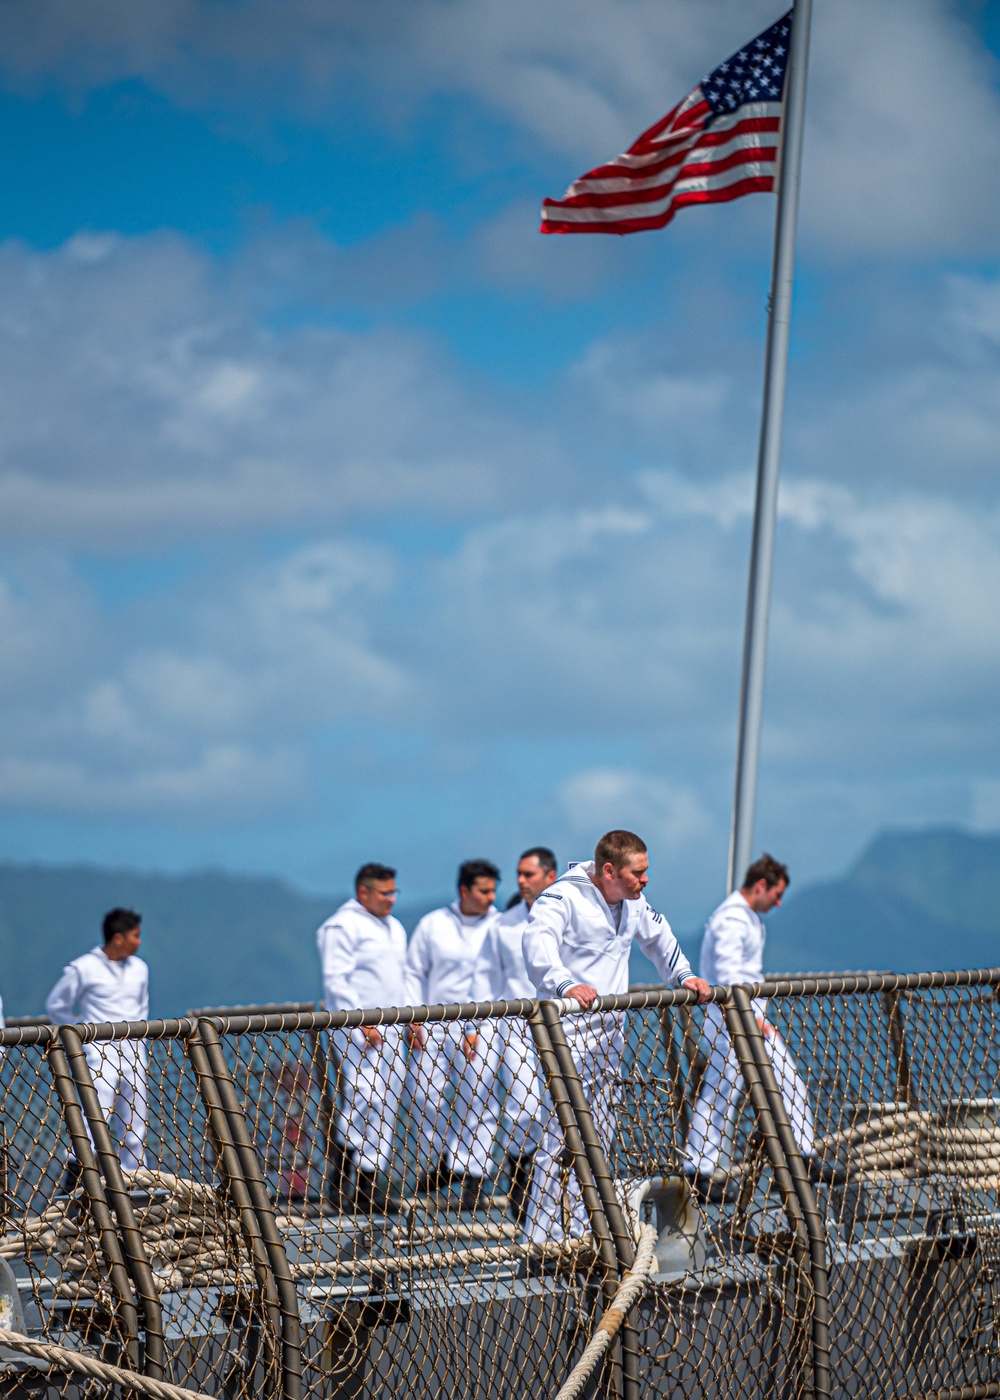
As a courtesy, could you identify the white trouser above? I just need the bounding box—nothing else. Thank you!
[476,1019,545,1160]
[523,1015,624,1244]
[82,1042,148,1174]
[686,1004,815,1175]
[405,1023,497,1177]
[333,1026,406,1174]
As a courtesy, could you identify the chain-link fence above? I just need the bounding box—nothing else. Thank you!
[0,970,997,1400]
[755,972,1000,1400]
[204,1002,612,1400]
[549,989,817,1400]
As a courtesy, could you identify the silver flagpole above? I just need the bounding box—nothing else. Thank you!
[726,0,814,893]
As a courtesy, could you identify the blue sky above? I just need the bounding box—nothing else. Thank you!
[0,0,998,924]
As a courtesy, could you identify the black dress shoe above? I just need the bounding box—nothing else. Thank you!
[806,1155,849,1187]
[325,1145,354,1210]
[506,1153,536,1229]
[353,1169,398,1216]
[517,1253,561,1279]
[458,1173,486,1212]
[413,1161,453,1196]
[59,1160,84,1196]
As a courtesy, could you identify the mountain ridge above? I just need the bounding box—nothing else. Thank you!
[1,825,997,1017]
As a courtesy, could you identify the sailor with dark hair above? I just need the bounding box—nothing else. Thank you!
[316,862,408,1214]
[685,853,816,1196]
[475,847,557,1226]
[405,858,501,1209]
[45,907,149,1175]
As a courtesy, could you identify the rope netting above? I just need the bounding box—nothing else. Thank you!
[586,996,815,1399]
[213,1007,606,1400]
[0,971,996,1400]
[0,1034,142,1372]
[764,981,1000,1399]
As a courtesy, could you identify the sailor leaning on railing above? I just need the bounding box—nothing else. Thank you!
[521,829,711,1244]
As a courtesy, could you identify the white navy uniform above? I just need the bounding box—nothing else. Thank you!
[317,897,409,1174]
[686,890,814,1175]
[522,861,694,1242]
[475,901,545,1160]
[45,947,149,1173]
[404,902,498,1179]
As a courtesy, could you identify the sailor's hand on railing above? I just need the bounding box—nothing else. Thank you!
[359,1025,383,1050]
[462,1031,478,1061]
[565,984,599,1010]
[682,977,712,1005]
[405,1023,426,1051]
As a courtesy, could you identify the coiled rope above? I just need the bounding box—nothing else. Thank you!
[552,1224,658,1400]
[0,1328,214,1400]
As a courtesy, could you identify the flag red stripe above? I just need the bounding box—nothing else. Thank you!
[566,121,780,191]
[695,115,781,148]
[677,142,779,180]
[540,175,775,235]
[631,91,710,146]
[542,162,776,226]
[545,145,778,211]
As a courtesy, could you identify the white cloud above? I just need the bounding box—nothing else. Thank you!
[421,459,1000,784]
[0,537,412,818]
[801,0,1000,253]
[557,767,720,903]
[0,232,547,542]
[559,767,715,847]
[0,745,301,817]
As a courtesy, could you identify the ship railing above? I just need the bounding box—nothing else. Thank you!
[0,967,998,1400]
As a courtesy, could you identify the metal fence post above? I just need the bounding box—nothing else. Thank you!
[881,989,914,1107]
[527,1009,628,1400]
[58,1026,166,1378]
[537,1002,642,1400]
[184,1027,284,1357]
[196,1018,303,1400]
[46,1035,142,1370]
[731,986,832,1400]
[539,1003,635,1270]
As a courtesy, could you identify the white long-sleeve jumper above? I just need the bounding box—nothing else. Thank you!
[478,900,536,1002]
[316,897,408,1013]
[45,947,149,1025]
[522,861,693,999]
[698,890,765,986]
[404,902,498,1009]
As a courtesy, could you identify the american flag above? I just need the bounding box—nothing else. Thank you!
[541,11,792,236]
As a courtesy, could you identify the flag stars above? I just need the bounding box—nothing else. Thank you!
[702,9,791,116]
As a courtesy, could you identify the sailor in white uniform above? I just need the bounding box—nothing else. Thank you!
[404,859,500,1209]
[475,847,556,1224]
[686,853,815,1190]
[317,862,409,1213]
[522,831,710,1242]
[45,908,149,1174]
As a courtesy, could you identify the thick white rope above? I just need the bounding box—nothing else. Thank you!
[551,1224,658,1400]
[0,1329,216,1400]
